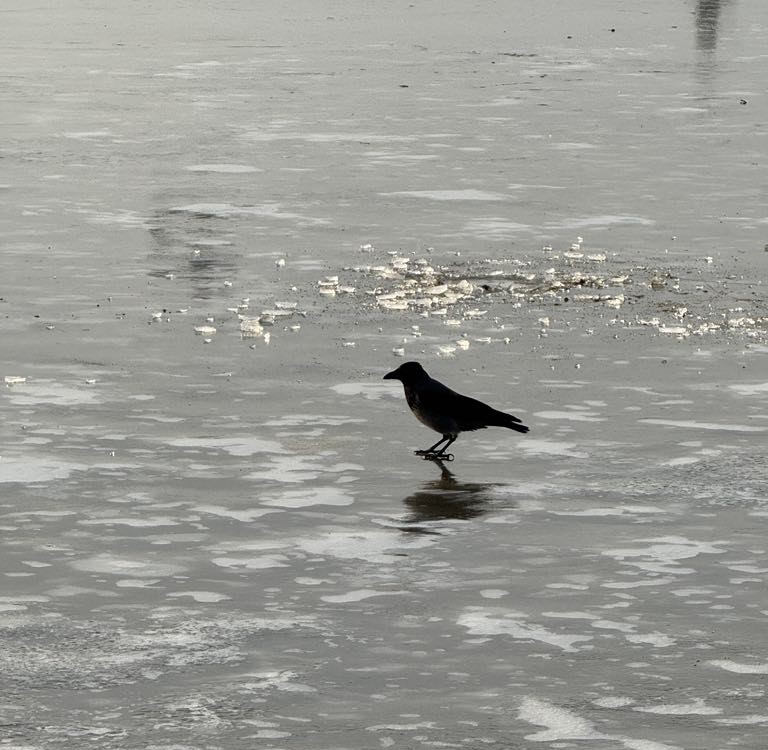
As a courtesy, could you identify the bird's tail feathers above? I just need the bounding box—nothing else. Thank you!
[492,411,530,434]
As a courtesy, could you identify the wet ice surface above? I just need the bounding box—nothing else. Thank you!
[2,1,768,748]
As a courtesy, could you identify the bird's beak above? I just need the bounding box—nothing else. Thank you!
[383,368,398,380]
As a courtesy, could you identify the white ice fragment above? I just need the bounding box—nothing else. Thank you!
[194,325,217,335]
[392,347,406,357]
[318,288,337,297]
[224,280,233,287]
[465,309,488,319]
[263,332,271,344]
[455,339,470,350]
[151,312,163,321]
[658,325,689,336]
[275,257,286,268]
[342,341,355,347]
[587,253,606,262]
[454,279,474,294]
[444,319,462,326]
[378,299,408,310]
[538,317,551,328]
[4,376,27,385]
[239,319,264,337]
[274,301,298,310]
[409,297,433,308]
[424,284,448,296]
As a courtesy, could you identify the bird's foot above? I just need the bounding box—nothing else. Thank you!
[421,452,454,462]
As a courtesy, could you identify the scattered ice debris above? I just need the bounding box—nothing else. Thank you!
[310,245,767,345]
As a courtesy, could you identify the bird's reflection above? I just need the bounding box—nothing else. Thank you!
[146,207,241,301]
[695,0,727,53]
[397,459,497,533]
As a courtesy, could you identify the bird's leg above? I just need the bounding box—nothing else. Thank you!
[432,435,457,461]
[415,435,450,456]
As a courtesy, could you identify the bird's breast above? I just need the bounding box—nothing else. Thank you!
[403,384,457,435]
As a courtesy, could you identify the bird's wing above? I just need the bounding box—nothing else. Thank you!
[420,378,512,431]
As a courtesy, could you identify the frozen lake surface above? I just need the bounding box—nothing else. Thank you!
[1,1,767,747]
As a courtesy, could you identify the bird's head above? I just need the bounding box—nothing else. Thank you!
[383,361,428,383]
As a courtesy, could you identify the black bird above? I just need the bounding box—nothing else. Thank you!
[383,361,529,460]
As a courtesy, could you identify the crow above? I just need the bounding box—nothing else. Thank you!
[383,361,529,460]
